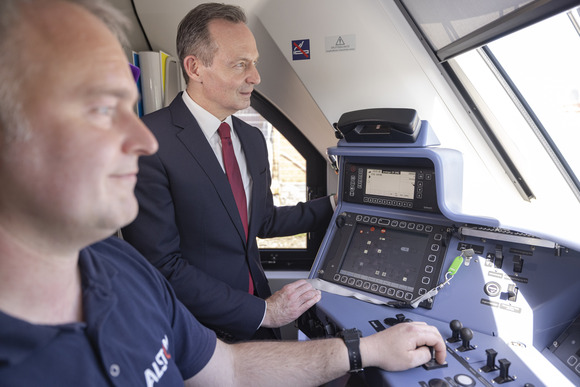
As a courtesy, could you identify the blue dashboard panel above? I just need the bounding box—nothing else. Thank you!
[304,291,578,386]
[301,122,580,386]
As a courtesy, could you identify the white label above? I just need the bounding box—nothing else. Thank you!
[325,34,356,52]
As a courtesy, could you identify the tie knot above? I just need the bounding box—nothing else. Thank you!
[218,122,231,140]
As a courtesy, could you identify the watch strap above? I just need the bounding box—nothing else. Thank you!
[337,328,363,373]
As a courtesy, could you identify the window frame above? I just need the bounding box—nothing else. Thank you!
[394,0,580,200]
[250,91,328,271]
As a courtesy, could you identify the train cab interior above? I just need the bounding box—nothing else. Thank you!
[115,0,580,385]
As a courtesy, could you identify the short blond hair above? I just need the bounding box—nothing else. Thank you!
[0,0,130,145]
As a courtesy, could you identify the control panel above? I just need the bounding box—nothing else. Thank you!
[304,219,580,386]
[318,212,450,308]
[304,131,580,386]
[342,162,439,213]
[299,298,573,386]
[549,315,580,380]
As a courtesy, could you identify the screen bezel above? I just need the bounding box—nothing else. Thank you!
[365,168,417,200]
[337,222,430,293]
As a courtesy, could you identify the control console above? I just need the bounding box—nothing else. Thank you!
[304,119,580,386]
[342,162,439,213]
[318,211,451,308]
[299,294,576,386]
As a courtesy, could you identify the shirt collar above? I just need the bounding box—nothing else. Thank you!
[181,91,234,140]
[0,242,118,367]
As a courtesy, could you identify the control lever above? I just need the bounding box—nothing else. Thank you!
[457,327,476,352]
[493,359,515,384]
[481,348,499,372]
[422,346,448,370]
[513,255,524,273]
[447,320,462,343]
[494,245,504,269]
[507,284,518,302]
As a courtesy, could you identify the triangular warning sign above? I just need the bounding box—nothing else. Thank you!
[336,36,345,46]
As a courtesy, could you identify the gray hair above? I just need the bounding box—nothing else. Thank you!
[176,2,247,83]
[0,0,130,145]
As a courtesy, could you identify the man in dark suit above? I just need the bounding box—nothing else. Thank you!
[122,3,335,341]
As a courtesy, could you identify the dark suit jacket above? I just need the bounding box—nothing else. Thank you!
[122,93,333,340]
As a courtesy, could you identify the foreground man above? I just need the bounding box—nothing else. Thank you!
[0,0,446,385]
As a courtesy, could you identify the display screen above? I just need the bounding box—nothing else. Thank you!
[339,223,428,292]
[365,169,416,199]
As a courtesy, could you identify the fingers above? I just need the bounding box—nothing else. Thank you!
[412,345,433,366]
[362,321,447,371]
[287,280,322,305]
[406,323,447,367]
[406,322,446,364]
[276,280,321,308]
[262,280,321,328]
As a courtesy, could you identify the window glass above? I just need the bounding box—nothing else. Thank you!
[401,0,535,50]
[235,106,307,249]
[486,8,580,176]
[449,6,580,197]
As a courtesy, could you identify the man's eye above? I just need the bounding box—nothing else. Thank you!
[88,105,117,128]
[95,106,115,116]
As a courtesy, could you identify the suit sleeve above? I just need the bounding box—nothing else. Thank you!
[122,151,266,340]
[251,132,335,239]
[258,195,334,238]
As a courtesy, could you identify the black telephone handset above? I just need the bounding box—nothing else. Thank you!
[333,108,420,143]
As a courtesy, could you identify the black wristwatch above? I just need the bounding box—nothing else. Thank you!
[337,328,363,373]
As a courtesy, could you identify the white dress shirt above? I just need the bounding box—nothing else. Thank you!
[182,92,253,221]
[182,92,266,328]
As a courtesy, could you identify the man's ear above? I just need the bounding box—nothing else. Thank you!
[183,55,202,83]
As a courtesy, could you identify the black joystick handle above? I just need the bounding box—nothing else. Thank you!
[499,359,511,378]
[447,319,462,343]
[422,346,448,371]
[457,327,475,352]
[481,348,499,372]
[493,359,515,384]
[461,327,473,343]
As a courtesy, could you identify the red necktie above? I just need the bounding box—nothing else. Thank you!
[218,122,254,294]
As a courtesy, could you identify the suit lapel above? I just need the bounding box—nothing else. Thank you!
[169,95,248,244]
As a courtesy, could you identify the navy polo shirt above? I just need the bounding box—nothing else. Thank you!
[0,236,217,386]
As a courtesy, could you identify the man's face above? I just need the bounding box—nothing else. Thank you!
[0,2,158,245]
[193,19,261,120]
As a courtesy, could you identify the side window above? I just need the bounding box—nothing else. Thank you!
[397,1,580,202]
[235,92,328,270]
[235,107,308,249]
[445,6,580,202]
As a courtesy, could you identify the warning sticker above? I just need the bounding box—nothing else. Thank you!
[292,39,310,60]
[325,34,356,53]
